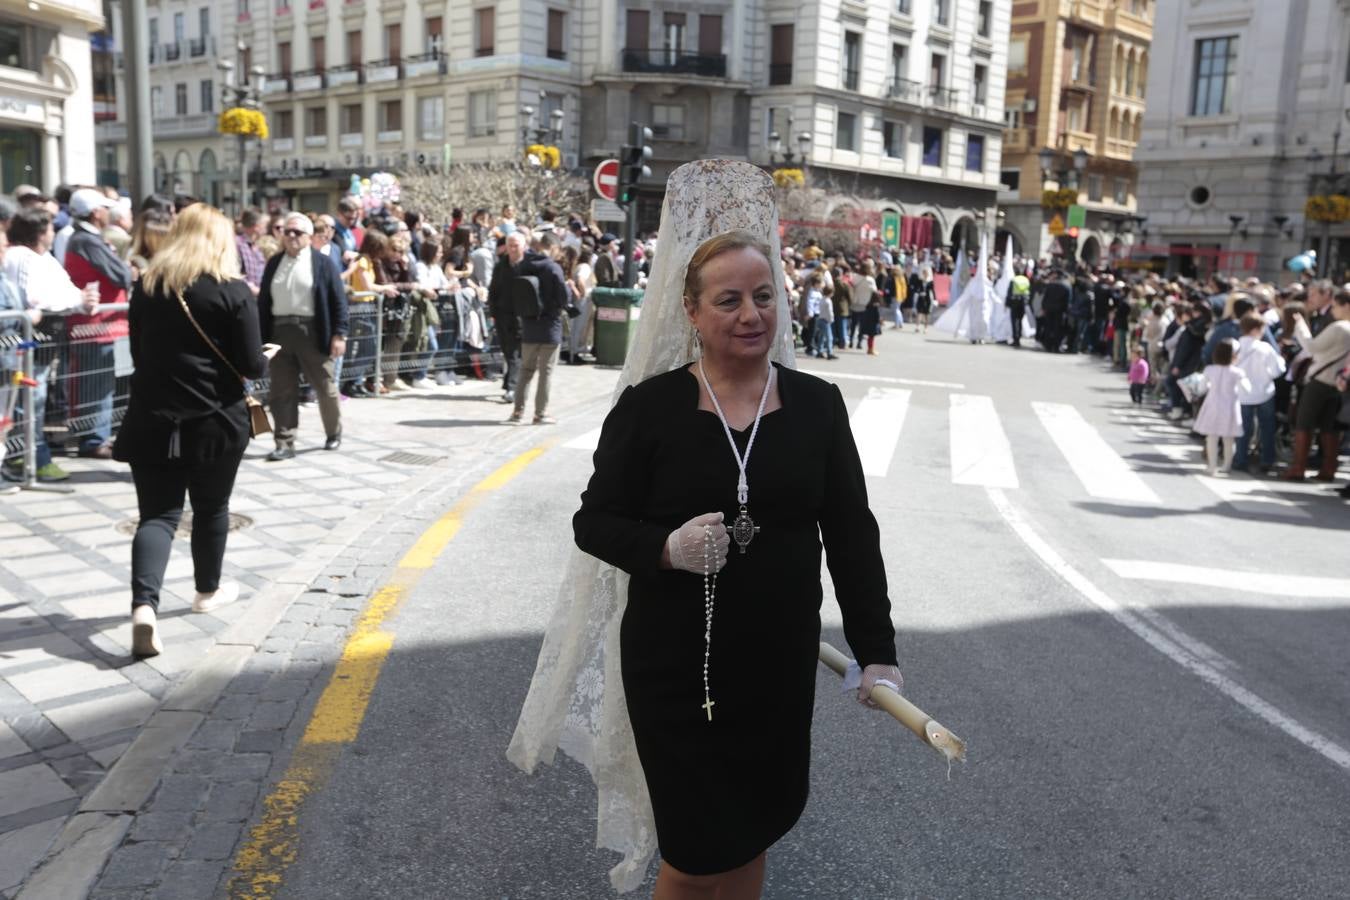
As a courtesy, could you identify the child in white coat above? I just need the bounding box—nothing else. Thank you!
[1193,338,1251,475]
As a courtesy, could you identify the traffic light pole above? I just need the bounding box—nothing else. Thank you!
[622,196,639,289]
[617,122,652,290]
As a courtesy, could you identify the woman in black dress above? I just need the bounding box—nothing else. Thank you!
[573,230,901,898]
[113,204,273,656]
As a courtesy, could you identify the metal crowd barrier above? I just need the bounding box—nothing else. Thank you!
[1,308,75,494]
[2,292,504,486]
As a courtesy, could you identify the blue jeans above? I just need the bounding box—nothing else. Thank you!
[834,317,848,348]
[813,319,833,356]
[1235,397,1277,468]
[75,342,116,452]
[412,325,438,381]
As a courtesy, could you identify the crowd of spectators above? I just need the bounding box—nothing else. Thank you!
[3,180,1346,498]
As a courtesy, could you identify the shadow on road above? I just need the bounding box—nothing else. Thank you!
[198,610,1350,900]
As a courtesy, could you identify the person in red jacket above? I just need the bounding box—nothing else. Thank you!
[63,188,133,458]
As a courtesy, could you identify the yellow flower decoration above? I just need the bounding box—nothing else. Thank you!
[218,107,269,140]
[1306,194,1350,223]
[525,144,562,169]
[772,168,805,188]
[1041,187,1079,209]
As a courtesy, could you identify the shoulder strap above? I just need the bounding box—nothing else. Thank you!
[175,291,246,384]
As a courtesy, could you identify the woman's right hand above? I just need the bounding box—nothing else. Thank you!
[664,512,729,574]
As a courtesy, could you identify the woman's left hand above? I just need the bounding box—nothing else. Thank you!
[857,664,904,709]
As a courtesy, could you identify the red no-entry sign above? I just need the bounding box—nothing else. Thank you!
[593,158,620,202]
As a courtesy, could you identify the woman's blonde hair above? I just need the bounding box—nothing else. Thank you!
[128,209,173,264]
[141,203,242,296]
[683,230,774,308]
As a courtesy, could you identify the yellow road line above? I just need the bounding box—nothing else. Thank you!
[398,445,548,569]
[227,445,549,899]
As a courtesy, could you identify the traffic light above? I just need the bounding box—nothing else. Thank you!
[618,123,653,205]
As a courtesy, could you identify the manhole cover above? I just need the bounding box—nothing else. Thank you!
[115,512,254,537]
[379,451,445,466]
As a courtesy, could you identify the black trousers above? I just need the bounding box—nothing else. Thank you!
[497,326,522,393]
[1009,303,1025,345]
[130,450,244,611]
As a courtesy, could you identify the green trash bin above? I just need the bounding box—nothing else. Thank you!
[591,287,645,366]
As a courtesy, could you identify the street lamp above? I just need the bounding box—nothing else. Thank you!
[1037,147,1056,183]
[1307,111,1350,277]
[218,45,265,212]
[521,90,566,154]
[768,115,811,167]
[1071,146,1089,188]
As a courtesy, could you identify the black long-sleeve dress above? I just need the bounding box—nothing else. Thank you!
[573,363,897,876]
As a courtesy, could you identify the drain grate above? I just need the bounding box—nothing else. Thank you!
[379,451,446,466]
[115,512,254,537]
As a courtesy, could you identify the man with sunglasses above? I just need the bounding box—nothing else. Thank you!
[258,212,349,460]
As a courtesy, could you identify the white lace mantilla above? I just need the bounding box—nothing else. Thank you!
[506,159,797,892]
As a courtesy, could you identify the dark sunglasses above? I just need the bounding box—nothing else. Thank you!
[283,228,308,238]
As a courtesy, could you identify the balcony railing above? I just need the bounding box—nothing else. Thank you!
[928,86,959,109]
[403,50,446,78]
[327,62,363,86]
[366,57,402,83]
[621,48,727,78]
[1003,127,1029,152]
[885,78,925,103]
[768,63,792,85]
[291,68,325,91]
[189,37,211,57]
[162,42,181,62]
[262,74,292,94]
[843,68,860,91]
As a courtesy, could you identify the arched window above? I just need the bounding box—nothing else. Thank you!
[1108,107,1120,140]
[1114,46,1125,93]
[1125,49,1136,97]
[1137,51,1148,97]
[1132,112,1142,143]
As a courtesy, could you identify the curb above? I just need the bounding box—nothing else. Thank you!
[14,453,467,900]
[13,383,614,900]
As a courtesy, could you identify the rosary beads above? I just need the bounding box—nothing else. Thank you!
[702,524,716,722]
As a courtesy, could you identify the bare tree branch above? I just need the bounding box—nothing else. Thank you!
[396,161,591,227]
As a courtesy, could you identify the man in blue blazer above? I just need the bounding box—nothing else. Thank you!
[258,212,350,460]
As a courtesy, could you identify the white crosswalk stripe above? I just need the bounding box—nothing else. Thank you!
[848,388,911,478]
[1102,559,1350,601]
[563,427,602,451]
[1033,402,1160,503]
[949,394,1019,489]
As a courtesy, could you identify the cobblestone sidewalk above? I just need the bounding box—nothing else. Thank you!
[0,370,615,898]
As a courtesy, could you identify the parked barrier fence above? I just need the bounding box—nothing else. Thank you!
[2,291,502,487]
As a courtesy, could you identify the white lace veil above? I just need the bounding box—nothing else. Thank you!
[507,159,797,892]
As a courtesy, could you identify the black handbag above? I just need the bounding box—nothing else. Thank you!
[176,293,272,438]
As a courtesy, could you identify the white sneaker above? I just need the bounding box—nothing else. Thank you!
[193,581,240,613]
[410,378,436,390]
[388,380,411,392]
[131,605,162,657]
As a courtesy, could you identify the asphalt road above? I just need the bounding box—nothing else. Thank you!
[265,328,1350,899]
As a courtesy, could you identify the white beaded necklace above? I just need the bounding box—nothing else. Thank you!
[698,358,773,556]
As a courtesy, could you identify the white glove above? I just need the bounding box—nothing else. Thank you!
[843,661,904,709]
[666,512,730,574]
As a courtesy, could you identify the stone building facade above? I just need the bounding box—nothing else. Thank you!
[998,0,1152,267]
[0,0,101,193]
[1136,0,1350,282]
